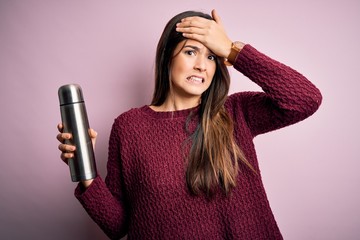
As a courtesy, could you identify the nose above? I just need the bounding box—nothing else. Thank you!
[193,56,207,72]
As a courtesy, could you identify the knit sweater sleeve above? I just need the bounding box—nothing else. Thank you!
[227,44,322,137]
[74,118,128,239]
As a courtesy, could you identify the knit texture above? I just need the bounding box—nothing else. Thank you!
[75,45,322,240]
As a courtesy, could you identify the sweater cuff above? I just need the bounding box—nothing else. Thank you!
[232,44,255,69]
[233,44,266,73]
[74,175,104,200]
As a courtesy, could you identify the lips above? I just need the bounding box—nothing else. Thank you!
[187,76,204,83]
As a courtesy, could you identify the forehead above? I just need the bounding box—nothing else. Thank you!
[174,39,212,54]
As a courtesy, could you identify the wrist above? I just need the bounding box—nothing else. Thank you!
[224,41,245,66]
[81,179,94,189]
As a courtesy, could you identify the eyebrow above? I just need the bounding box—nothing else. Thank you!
[183,45,215,55]
[184,45,200,51]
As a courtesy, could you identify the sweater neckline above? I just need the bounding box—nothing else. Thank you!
[141,105,200,119]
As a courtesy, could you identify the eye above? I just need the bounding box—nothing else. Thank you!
[184,50,196,56]
[208,55,216,61]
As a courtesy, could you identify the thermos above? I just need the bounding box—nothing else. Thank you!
[58,84,97,182]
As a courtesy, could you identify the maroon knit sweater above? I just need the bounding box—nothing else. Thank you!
[75,45,322,239]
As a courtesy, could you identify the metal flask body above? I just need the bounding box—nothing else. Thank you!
[58,84,97,182]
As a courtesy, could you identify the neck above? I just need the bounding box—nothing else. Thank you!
[151,95,201,112]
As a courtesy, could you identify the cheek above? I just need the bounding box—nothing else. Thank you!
[171,59,189,79]
[170,65,183,82]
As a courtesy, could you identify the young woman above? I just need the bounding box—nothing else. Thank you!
[57,9,322,239]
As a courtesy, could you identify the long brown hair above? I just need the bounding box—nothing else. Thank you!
[151,11,253,196]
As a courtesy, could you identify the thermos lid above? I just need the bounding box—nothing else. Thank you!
[58,84,84,105]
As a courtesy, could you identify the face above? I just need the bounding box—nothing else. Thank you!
[169,39,216,103]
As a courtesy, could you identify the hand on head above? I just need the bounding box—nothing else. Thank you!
[176,9,233,59]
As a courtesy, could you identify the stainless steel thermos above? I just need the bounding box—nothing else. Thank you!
[58,84,97,182]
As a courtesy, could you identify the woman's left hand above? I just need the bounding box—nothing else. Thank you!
[176,9,234,58]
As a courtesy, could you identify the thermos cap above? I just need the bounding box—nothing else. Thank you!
[58,84,84,105]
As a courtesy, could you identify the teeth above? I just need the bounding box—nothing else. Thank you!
[188,76,203,83]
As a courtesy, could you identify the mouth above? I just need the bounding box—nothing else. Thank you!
[186,76,204,84]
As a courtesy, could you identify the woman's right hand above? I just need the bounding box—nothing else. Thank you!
[57,123,76,163]
[57,123,98,188]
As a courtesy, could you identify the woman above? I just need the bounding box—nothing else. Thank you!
[57,9,322,239]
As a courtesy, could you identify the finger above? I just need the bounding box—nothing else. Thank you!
[178,16,209,28]
[181,16,208,23]
[56,132,72,143]
[211,9,223,25]
[58,143,76,152]
[176,26,207,37]
[60,153,71,164]
[88,128,98,139]
[56,133,63,143]
[88,128,98,148]
[57,123,63,132]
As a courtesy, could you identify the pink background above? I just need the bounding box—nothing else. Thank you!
[1,0,359,239]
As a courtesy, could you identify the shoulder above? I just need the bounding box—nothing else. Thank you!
[115,105,148,122]
[110,106,149,132]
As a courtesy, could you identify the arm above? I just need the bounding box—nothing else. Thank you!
[176,9,322,136]
[228,44,322,136]
[74,119,128,239]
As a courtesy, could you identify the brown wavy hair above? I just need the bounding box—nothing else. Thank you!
[151,10,253,196]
